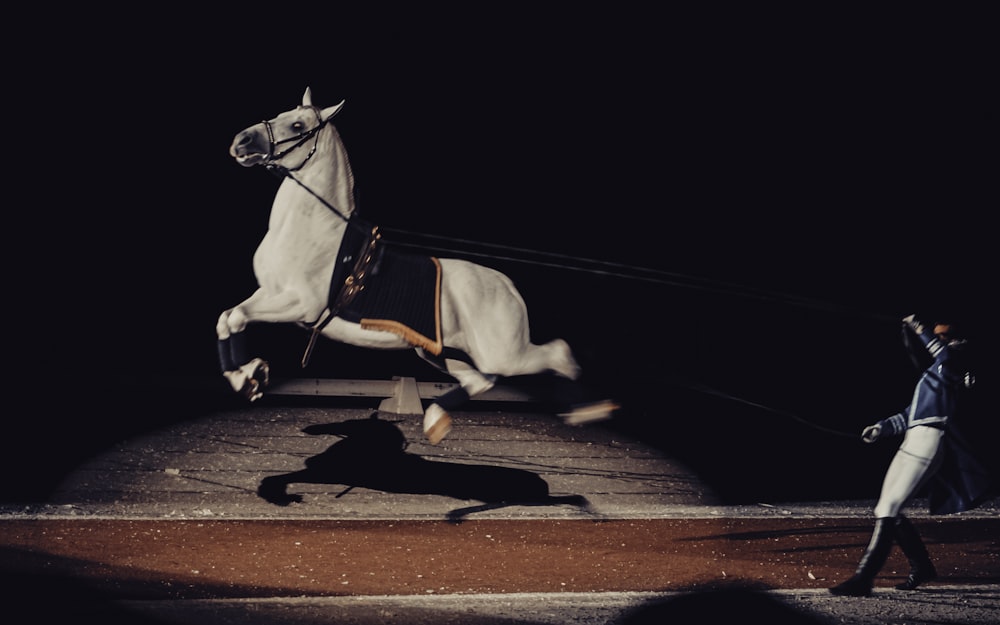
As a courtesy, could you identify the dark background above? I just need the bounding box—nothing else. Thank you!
[4,7,995,505]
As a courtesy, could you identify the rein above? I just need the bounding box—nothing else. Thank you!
[259,106,363,230]
[256,113,379,366]
[266,166,357,226]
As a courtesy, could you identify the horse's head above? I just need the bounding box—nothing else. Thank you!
[230,87,345,169]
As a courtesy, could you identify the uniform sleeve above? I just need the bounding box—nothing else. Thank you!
[903,315,947,361]
[877,412,908,437]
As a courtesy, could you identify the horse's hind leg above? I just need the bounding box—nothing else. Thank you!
[501,339,620,426]
[416,351,496,445]
[534,338,582,380]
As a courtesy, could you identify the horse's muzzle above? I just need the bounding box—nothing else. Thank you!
[233,151,268,167]
[230,129,270,167]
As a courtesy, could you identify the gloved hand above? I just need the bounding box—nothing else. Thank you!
[902,314,925,335]
[862,424,882,443]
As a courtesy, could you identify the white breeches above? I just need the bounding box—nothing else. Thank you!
[873,425,945,518]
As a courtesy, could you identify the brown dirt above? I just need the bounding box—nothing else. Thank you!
[3,517,997,599]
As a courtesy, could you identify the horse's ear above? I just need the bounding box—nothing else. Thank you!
[321,100,346,121]
[302,87,313,107]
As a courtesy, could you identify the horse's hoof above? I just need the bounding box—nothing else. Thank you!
[423,405,452,445]
[426,416,452,445]
[559,400,620,426]
[244,357,270,388]
[243,379,263,402]
[223,358,270,401]
[223,370,265,402]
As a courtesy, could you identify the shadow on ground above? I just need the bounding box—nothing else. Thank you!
[617,583,830,624]
[257,412,590,520]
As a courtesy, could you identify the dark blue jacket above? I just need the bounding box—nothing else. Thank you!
[877,316,993,514]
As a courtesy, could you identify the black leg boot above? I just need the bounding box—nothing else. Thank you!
[893,515,937,590]
[830,517,896,597]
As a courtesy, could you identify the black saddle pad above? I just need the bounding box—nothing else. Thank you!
[340,246,443,356]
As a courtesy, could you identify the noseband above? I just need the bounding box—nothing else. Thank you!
[262,105,326,172]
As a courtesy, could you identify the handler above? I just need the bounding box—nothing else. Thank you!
[829,313,993,597]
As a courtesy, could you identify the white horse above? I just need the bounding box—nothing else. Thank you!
[217,88,616,444]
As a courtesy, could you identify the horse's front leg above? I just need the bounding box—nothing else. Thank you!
[217,288,318,401]
[216,307,270,401]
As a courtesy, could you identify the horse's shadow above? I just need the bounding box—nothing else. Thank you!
[257,413,590,521]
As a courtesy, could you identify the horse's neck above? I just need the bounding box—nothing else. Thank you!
[269,126,356,232]
[301,125,356,215]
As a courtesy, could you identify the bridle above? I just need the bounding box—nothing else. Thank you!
[257,105,355,226]
[262,105,326,173]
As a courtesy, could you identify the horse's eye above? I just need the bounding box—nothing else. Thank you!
[292,121,304,131]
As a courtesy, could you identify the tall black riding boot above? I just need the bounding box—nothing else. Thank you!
[893,514,937,590]
[829,517,895,597]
